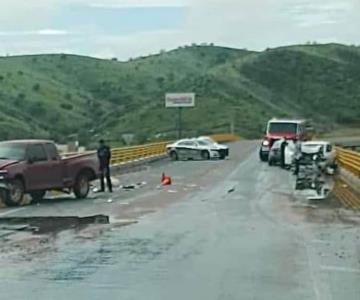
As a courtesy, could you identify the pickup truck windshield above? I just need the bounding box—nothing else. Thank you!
[269,123,297,134]
[0,143,26,161]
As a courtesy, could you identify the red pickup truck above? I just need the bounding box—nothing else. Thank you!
[0,140,99,206]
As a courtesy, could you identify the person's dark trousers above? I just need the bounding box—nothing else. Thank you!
[280,142,286,169]
[280,156,285,169]
[294,159,300,175]
[100,165,113,192]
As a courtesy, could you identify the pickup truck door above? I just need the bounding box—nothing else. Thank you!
[25,144,52,191]
[43,143,64,189]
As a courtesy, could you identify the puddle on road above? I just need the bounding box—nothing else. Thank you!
[0,215,109,234]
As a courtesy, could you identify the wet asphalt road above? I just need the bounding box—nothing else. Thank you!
[1,141,360,300]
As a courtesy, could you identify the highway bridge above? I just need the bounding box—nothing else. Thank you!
[0,137,359,300]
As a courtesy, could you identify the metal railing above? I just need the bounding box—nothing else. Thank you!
[336,147,360,178]
[333,179,360,210]
[209,133,240,143]
[111,141,169,165]
[61,133,240,165]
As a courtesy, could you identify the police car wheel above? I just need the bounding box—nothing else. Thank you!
[201,151,210,160]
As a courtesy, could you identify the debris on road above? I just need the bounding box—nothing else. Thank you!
[187,184,198,188]
[167,190,178,193]
[120,182,147,191]
[228,187,235,193]
[122,184,136,190]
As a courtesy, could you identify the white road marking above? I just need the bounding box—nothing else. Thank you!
[305,243,322,300]
[311,239,330,244]
[0,207,26,217]
[321,265,360,274]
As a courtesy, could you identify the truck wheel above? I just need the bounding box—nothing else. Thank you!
[259,151,267,162]
[74,172,90,199]
[170,151,178,161]
[5,179,25,207]
[201,151,210,160]
[30,191,46,202]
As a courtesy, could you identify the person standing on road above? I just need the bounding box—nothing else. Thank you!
[97,139,113,193]
[293,140,302,175]
[280,138,287,169]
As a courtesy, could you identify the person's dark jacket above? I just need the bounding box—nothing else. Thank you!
[97,145,111,168]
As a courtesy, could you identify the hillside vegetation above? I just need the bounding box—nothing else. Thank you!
[0,43,359,146]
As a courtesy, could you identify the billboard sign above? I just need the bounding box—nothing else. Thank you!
[165,93,195,108]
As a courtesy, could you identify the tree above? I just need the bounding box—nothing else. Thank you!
[60,103,73,110]
[167,72,175,82]
[65,92,72,100]
[28,101,46,116]
[156,77,165,87]
[33,83,40,92]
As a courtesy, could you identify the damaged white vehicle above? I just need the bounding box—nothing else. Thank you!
[300,141,337,173]
[197,136,229,158]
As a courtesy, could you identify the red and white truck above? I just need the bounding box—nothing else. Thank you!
[259,119,312,161]
[0,140,99,206]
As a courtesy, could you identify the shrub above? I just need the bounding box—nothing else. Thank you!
[60,103,73,110]
[28,101,46,116]
[65,92,72,100]
[33,83,40,91]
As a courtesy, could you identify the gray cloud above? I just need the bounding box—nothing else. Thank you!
[0,0,359,58]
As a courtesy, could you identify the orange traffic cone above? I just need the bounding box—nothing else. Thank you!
[161,172,172,186]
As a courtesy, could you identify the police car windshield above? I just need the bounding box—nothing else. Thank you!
[198,140,210,146]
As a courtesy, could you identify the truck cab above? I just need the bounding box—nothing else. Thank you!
[259,119,310,161]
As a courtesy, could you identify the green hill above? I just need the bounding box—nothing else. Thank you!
[0,43,359,146]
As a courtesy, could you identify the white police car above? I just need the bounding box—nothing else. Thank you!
[166,138,228,161]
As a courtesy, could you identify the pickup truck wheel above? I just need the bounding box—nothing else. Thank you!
[5,179,25,207]
[74,173,90,199]
[30,191,46,202]
[259,151,268,162]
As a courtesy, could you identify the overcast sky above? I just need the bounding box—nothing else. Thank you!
[0,0,359,59]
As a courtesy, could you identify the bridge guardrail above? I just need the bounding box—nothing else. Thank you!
[336,147,360,178]
[111,141,169,165]
[209,134,240,143]
[61,133,240,166]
